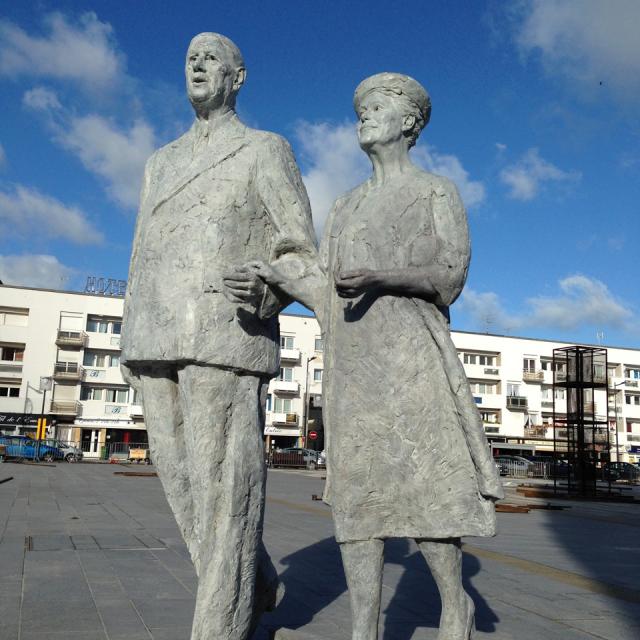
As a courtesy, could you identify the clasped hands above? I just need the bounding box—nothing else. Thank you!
[222,260,380,304]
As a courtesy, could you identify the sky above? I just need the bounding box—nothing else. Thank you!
[0,1,639,348]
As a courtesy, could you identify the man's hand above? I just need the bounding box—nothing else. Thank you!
[222,265,266,305]
[334,269,380,298]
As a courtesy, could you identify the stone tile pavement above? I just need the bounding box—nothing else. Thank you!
[0,462,639,639]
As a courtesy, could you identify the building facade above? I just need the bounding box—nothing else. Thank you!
[2,284,639,462]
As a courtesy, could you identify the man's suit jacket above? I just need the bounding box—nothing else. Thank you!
[121,113,317,376]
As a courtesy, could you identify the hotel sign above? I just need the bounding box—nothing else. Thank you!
[85,277,127,297]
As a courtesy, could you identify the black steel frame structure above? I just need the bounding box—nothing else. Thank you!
[552,345,611,496]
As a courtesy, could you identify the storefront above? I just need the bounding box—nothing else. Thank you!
[264,425,300,451]
[73,417,147,458]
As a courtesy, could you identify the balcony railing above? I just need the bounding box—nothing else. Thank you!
[270,412,299,425]
[523,369,544,382]
[272,380,300,394]
[53,362,84,381]
[626,379,639,388]
[280,348,300,362]
[55,330,88,348]
[506,395,528,410]
[524,426,548,438]
[50,400,81,415]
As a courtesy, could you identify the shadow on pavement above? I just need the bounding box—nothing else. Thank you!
[261,536,498,638]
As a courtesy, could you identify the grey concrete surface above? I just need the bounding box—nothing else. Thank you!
[0,463,639,640]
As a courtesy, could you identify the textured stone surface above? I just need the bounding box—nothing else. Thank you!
[120,32,317,640]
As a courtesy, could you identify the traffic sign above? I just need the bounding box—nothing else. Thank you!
[308,430,318,440]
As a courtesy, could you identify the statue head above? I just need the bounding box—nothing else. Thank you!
[353,73,431,150]
[185,33,245,114]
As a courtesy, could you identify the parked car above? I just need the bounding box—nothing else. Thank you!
[0,435,70,462]
[493,455,533,477]
[271,447,323,469]
[602,462,640,482]
[40,439,83,463]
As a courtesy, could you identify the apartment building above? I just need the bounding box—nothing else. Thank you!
[2,283,639,462]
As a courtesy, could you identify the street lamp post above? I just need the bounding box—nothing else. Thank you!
[612,380,625,463]
[303,356,316,448]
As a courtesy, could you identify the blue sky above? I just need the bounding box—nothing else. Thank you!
[0,1,639,347]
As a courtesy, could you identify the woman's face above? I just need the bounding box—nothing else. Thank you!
[356,90,406,150]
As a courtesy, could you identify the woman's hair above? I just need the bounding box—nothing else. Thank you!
[354,72,431,149]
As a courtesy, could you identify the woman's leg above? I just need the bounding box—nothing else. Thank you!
[339,539,385,640]
[417,538,474,640]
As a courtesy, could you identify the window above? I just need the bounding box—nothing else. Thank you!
[83,352,120,367]
[273,397,293,413]
[80,386,128,402]
[81,386,103,401]
[523,358,535,372]
[280,335,294,349]
[314,337,324,352]
[626,368,640,380]
[541,386,552,400]
[464,353,495,366]
[0,384,20,398]
[266,394,272,412]
[554,388,565,400]
[1,346,25,361]
[507,383,521,396]
[0,307,29,327]
[313,368,323,382]
[86,316,122,334]
[470,382,496,394]
[541,360,552,371]
[626,395,640,406]
[279,367,293,382]
[480,411,499,423]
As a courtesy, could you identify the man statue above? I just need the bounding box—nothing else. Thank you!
[120,32,318,640]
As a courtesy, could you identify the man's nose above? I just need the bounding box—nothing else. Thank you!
[192,55,206,71]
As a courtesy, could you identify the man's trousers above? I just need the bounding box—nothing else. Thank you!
[136,364,275,640]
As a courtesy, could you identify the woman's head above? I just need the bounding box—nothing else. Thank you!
[353,73,431,149]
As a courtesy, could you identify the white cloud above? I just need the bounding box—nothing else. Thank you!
[24,90,156,209]
[56,115,156,209]
[0,12,125,93]
[23,86,62,111]
[459,275,634,335]
[500,147,580,200]
[412,146,486,207]
[526,275,633,331]
[0,254,74,289]
[0,185,103,244]
[295,121,370,236]
[514,0,640,101]
[295,120,485,236]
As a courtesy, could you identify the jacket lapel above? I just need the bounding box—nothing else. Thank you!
[149,116,248,215]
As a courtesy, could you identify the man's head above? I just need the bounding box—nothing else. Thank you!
[185,33,245,114]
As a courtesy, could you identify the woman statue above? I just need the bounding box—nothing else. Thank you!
[244,72,503,640]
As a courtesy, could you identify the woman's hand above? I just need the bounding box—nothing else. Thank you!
[334,269,380,298]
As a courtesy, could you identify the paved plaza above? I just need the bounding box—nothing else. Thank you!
[0,462,639,640]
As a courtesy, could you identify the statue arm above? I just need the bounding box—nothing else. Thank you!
[254,135,325,316]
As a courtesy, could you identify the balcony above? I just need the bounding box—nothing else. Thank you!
[53,362,84,381]
[523,369,544,383]
[541,400,554,408]
[524,426,548,438]
[280,348,300,362]
[483,425,500,435]
[626,379,639,388]
[272,380,299,394]
[0,360,23,375]
[484,367,500,376]
[55,330,87,348]
[270,412,299,425]
[50,400,81,415]
[506,396,528,410]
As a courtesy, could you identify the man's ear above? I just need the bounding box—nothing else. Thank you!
[233,67,246,92]
[402,114,416,134]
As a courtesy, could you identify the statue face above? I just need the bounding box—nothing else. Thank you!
[186,36,236,110]
[356,91,406,151]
